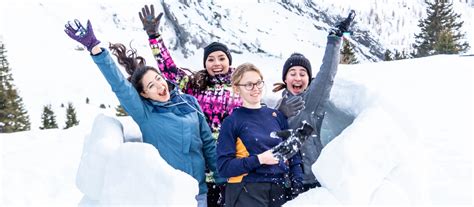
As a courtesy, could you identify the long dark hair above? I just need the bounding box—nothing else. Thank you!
[109,43,160,93]
[187,69,209,91]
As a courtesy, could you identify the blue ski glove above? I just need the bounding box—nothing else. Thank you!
[64,19,101,51]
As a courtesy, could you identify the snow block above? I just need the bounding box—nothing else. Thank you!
[313,106,404,204]
[285,187,341,206]
[75,114,124,200]
[99,142,198,206]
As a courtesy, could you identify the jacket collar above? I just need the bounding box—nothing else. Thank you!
[208,67,234,85]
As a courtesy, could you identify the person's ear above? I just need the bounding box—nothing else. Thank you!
[233,85,240,95]
[140,91,149,98]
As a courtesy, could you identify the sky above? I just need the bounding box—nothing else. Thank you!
[1,0,473,206]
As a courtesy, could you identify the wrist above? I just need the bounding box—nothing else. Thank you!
[148,33,161,39]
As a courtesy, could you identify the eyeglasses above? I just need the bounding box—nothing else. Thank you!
[235,80,265,91]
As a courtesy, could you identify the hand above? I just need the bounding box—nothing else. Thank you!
[257,149,279,165]
[138,5,164,37]
[330,10,356,37]
[278,96,305,118]
[271,122,314,161]
[64,19,101,51]
[285,179,304,201]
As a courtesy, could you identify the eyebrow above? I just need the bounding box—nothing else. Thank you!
[146,75,159,88]
[208,54,226,58]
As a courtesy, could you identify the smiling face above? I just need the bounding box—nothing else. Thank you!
[233,70,264,108]
[139,70,170,102]
[205,51,230,76]
[284,66,309,95]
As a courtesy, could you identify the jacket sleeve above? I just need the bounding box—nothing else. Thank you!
[302,35,342,116]
[91,49,146,121]
[216,118,261,178]
[194,97,219,175]
[149,36,190,85]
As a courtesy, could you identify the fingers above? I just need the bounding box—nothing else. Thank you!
[157,12,164,22]
[64,21,75,32]
[64,28,76,39]
[86,20,93,32]
[145,4,151,16]
[293,100,305,109]
[150,4,155,17]
[74,19,83,30]
[138,11,144,22]
[287,96,303,104]
[275,130,292,139]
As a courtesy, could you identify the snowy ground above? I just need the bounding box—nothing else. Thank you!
[1,0,472,206]
[1,54,472,206]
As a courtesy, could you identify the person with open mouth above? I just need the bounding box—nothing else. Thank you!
[65,19,223,207]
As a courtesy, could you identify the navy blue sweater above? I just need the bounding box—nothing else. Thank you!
[217,106,303,183]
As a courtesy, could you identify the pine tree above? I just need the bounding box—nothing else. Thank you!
[0,42,31,133]
[115,104,128,117]
[384,49,393,61]
[413,0,470,57]
[340,39,358,64]
[64,102,79,129]
[434,29,458,54]
[39,104,58,130]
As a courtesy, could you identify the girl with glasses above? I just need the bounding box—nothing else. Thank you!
[217,63,303,207]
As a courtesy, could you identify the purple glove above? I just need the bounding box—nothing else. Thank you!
[64,19,101,51]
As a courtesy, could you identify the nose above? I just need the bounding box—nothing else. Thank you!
[295,74,302,81]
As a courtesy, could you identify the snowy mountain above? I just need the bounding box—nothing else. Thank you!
[1,0,473,206]
[1,0,473,129]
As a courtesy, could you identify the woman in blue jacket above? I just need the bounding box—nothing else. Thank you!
[65,19,219,207]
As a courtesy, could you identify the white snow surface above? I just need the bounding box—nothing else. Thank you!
[1,0,473,206]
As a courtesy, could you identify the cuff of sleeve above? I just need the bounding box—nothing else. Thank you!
[148,34,161,39]
[248,155,261,169]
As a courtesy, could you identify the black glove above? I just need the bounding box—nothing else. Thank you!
[278,96,305,118]
[330,10,356,37]
[271,122,314,161]
[285,179,304,201]
[138,5,164,38]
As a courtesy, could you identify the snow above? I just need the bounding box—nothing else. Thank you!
[1,0,473,206]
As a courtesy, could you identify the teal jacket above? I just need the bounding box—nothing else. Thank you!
[92,49,218,194]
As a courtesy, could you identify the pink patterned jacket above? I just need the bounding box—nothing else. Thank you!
[149,37,242,139]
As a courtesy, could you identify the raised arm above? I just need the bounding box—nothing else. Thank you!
[303,11,355,116]
[65,19,146,121]
[139,5,188,83]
